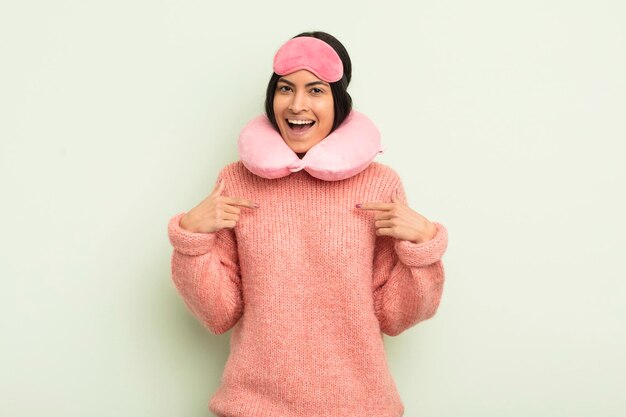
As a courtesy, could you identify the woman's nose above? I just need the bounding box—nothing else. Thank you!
[288,91,308,113]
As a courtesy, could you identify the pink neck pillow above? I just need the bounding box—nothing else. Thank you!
[237,110,384,181]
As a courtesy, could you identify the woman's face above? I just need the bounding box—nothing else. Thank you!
[273,69,334,155]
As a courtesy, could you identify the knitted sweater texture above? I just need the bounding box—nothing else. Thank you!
[167,160,448,417]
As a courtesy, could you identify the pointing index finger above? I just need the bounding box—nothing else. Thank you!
[356,202,394,211]
[223,196,259,209]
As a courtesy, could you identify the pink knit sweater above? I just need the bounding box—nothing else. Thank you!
[167,160,448,417]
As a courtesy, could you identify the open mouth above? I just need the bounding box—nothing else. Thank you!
[287,119,315,133]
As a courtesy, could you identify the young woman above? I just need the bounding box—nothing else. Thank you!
[168,31,449,417]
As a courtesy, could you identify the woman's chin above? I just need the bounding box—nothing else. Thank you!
[282,142,304,153]
[283,138,324,156]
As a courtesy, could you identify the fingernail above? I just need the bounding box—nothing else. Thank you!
[355,203,362,208]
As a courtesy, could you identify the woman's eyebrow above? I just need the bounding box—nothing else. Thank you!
[306,81,330,88]
[278,78,330,88]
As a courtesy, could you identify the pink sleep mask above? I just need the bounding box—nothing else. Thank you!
[273,37,344,83]
[237,110,383,181]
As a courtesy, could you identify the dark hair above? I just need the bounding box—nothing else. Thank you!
[264,31,353,134]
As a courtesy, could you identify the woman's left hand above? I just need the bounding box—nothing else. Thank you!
[356,189,437,244]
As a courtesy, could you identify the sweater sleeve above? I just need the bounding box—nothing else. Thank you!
[167,211,244,335]
[371,176,448,336]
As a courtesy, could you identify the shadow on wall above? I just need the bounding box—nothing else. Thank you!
[149,258,231,404]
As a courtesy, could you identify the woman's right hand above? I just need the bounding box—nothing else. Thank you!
[179,179,259,234]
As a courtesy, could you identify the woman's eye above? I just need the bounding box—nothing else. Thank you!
[311,88,323,94]
[278,85,291,93]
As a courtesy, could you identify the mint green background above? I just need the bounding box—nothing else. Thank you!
[1,1,624,416]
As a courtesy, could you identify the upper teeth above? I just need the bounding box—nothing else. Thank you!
[288,119,314,125]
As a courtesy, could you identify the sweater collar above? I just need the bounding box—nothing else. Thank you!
[237,110,384,181]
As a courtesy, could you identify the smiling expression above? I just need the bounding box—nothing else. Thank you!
[273,70,335,155]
